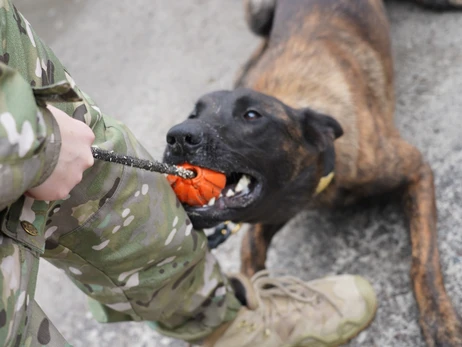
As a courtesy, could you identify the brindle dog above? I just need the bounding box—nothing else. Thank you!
[163,0,462,345]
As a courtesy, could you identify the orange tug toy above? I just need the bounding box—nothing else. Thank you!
[167,163,226,206]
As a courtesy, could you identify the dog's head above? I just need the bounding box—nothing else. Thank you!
[163,88,343,228]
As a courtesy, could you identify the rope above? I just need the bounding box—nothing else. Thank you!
[91,147,196,179]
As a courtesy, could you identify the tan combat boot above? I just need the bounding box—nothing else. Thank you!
[203,270,377,347]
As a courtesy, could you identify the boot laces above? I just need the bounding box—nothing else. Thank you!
[247,270,343,338]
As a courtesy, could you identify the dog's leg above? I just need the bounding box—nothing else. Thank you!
[364,137,462,346]
[404,161,462,347]
[409,0,462,9]
[240,223,284,277]
[244,0,276,37]
[234,0,275,87]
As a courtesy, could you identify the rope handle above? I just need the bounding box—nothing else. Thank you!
[91,146,196,179]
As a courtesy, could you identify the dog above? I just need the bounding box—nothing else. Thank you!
[163,0,462,345]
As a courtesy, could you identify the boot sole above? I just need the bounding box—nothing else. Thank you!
[289,295,379,347]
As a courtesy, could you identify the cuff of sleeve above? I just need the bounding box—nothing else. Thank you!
[33,106,62,187]
[87,297,134,323]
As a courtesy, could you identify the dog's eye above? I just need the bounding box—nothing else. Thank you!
[243,110,262,121]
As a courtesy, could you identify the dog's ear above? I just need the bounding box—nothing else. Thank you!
[299,108,343,151]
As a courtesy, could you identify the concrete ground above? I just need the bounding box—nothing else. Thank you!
[14,0,462,346]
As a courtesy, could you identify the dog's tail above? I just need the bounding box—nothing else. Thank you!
[244,0,275,37]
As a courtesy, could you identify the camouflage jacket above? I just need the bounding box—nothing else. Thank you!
[0,1,240,345]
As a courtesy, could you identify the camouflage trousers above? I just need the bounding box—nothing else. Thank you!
[0,1,241,346]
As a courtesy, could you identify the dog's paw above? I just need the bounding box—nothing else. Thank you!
[245,0,276,37]
[419,311,462,347]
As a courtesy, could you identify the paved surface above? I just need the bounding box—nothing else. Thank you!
[15,0,462,346]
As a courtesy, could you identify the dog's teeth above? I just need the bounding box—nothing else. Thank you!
[208,197,216,206]
[235,175,251,193]
[226,189,235,197]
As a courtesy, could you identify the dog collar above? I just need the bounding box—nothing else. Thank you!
[314,145,335,196]
[314,171,334,195]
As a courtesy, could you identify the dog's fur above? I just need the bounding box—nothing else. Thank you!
[164,0,462,345]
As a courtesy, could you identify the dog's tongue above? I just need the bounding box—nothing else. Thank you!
[167,164,226,206]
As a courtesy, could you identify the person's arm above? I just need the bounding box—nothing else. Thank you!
[0,63,95,210]
[0,62,61,210]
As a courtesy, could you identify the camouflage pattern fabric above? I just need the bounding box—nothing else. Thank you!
[0,0,241,346]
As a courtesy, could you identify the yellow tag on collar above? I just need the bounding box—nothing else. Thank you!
[314,172,334,195]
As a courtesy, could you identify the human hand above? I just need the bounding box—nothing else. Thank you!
[26,105,95,201]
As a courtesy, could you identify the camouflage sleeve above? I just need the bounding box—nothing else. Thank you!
[0,62,61,211]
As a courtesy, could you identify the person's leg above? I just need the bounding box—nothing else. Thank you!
[0,201,71,346]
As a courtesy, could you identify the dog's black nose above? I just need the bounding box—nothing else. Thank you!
[166,122,203,155]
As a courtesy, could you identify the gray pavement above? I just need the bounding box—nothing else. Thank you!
[15,0,462,346]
